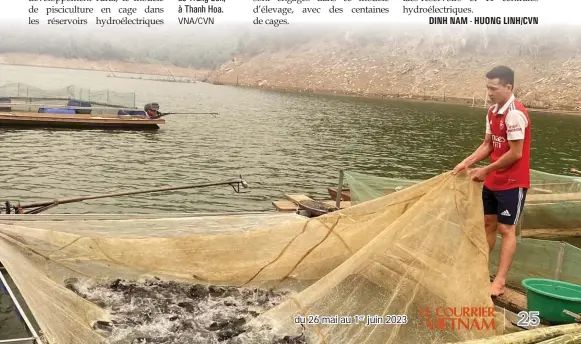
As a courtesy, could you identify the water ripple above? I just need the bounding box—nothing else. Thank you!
[1,65,580,214]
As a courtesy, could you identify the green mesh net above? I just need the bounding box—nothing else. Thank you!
[0,82,137,108]
[341,171,422,204]
[489,237,581,292]
[0,83,74,99]
[343,169,581,233]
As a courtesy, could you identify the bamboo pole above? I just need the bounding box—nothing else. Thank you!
[4,103,140,111]
[15,178,247,210]
[536,332,581,344]
[451,323,581,344]
[335,169,344,208]
[484,89,488,107]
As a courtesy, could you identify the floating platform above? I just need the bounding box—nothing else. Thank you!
[492,285,552,330]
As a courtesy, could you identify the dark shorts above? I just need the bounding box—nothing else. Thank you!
[482,185,528,225]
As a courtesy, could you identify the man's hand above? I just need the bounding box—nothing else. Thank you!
[452,162,468,175]
[469,167,489,182]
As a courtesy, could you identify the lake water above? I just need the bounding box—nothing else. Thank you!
[2,64,580,215]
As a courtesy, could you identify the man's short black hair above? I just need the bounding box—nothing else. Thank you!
[486,66,515,87]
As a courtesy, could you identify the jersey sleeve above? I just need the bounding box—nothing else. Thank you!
[505,110,528,140]
[485,114,491,135]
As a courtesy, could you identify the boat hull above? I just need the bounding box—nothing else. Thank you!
[327,187,351,201]
[0,112,164,131]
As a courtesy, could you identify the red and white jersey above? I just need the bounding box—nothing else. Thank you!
[484,94,531,191]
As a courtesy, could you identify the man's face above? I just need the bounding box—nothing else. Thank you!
[486,78,512,104]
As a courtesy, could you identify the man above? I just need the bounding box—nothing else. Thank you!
[144,103,162,119]
[453,65,531,297]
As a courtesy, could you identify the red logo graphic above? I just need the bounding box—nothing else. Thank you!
[418,307,496,331]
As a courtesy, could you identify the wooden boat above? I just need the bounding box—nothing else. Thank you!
[0,91,219,130]
[327,187,351,201]
[0,99,165,131]
[0,111,164,130]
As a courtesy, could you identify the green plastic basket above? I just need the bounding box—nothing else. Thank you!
[522,278,581,324]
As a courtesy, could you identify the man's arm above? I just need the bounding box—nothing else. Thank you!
[483,109,527,174]
[483,139,523,174]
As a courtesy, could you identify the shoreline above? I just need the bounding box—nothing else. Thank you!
[0,55,211,79]
[0,62,179,77]
[2,58,579,116]
[209,82,581,117]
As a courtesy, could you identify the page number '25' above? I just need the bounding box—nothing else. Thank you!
[517,311,541,327]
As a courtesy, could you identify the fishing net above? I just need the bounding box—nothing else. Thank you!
[341,171,422,204]
[0,83,74,99]
[0,82,136,108]
[520,170,581,232]
[344,169,581,233]
[342,168,581,292]
[489,237,581,293]
[1,172,515,344]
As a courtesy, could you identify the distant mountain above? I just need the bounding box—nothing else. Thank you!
[1,23,579,111]
[206,24,581,111]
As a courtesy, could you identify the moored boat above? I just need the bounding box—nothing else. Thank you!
[0,83,166,131]
[327,187,351,201]
[0,111,165,131]
[0,99,165,131]
[0,83,219,131]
